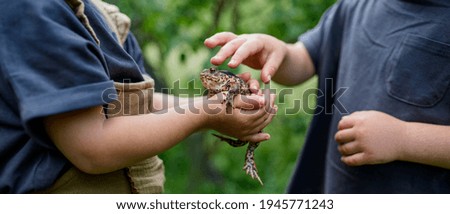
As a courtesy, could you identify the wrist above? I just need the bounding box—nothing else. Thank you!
[274,42,315,85]
[196,96,223,131]
[395,120,412,162]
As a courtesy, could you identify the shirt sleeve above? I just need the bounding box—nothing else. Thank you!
[0,1,116,147]
[298,0,347,75]
[123,32,147,75]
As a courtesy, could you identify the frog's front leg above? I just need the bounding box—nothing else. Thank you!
[225,89,240,108]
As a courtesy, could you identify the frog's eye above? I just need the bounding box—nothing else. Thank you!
[209,67,218,73]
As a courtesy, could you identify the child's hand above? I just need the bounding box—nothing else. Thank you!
[204,93,277,143]
[236,72,262,95]
[204,32,287,84]
[334,110,407,166]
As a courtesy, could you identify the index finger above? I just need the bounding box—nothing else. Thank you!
[204,32,238,49]
[338,115,354,130]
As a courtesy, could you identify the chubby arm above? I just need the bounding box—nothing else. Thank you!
[402,121,450,169]
[44,105,205,174]
[44,95,275,175]
[151,93,200,111]
[335,111,450,169]
[204,32,315,85]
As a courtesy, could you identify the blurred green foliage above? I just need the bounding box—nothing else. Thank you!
[109,0,335,193]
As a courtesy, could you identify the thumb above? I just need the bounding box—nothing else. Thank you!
[233,94,264,110]
[241,132,271,143]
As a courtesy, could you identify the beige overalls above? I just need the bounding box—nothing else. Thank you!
[38,0,165,194]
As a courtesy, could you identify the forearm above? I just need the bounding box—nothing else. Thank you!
[400,122,450,169]
[45,93,271,174]
[45,101,208,174]
[272,42,315,86]
[151,92,203,111]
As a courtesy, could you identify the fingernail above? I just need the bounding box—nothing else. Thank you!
[212,56,221,62]
[228,59,237,66]
[263,75,271,84]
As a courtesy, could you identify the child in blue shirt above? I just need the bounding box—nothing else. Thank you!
[0,0,275,193]
[205,0,450,193]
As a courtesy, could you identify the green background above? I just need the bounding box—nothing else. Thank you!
[109,0,336,193]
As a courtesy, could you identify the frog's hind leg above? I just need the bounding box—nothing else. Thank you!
[243,142,263,185]
[212,133,248,147]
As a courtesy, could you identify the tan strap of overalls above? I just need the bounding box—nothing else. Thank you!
[38,0,165,193]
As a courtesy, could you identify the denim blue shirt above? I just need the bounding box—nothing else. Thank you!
[288,0,450,193]
[0,0,147,193]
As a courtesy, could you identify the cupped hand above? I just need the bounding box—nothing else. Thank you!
[204,92,277,142]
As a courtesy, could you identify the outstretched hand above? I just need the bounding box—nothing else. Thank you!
[204,32,288,83]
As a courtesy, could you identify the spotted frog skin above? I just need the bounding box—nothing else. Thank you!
[200,67,263,185]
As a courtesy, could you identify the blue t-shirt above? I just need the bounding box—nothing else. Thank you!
[0,0,148,193]
[288,0,450,193]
